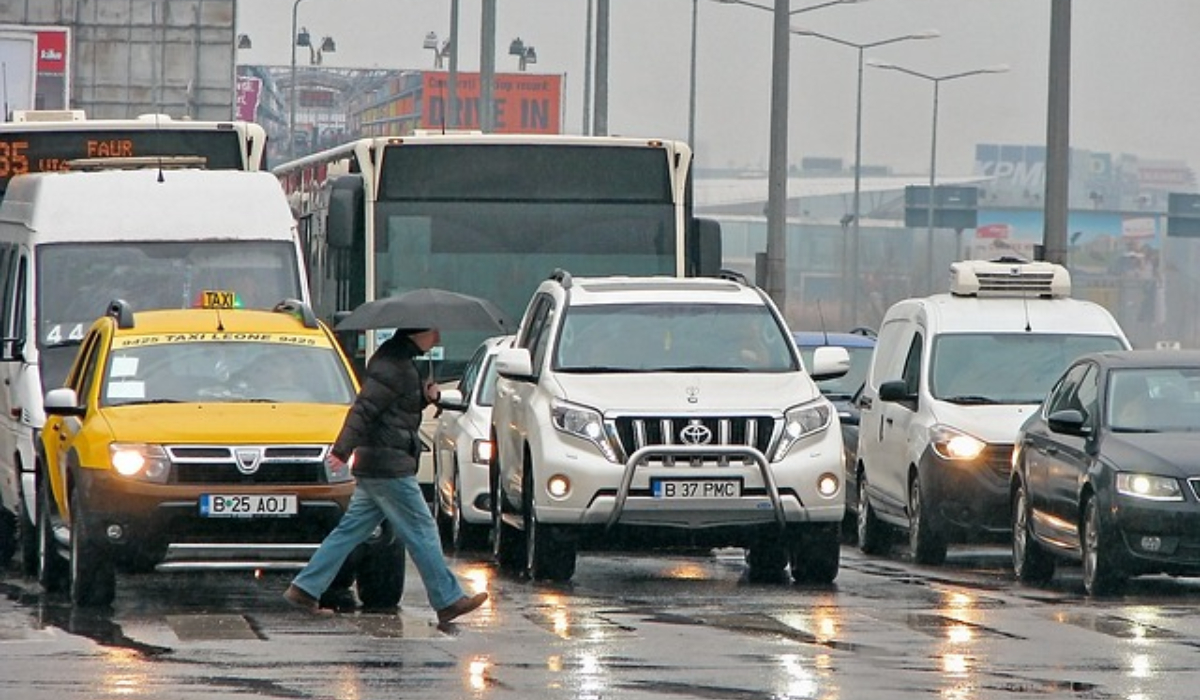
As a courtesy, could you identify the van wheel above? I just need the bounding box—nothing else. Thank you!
[523,464,576,582]
[1012,481,1055,584]
[355,523,405,610]
[36,481,66,593]
[1082,496,1126,596]
[856,472,890,555]
[69,487,116,607]
[789,523,840,584]
[908,473,947,565]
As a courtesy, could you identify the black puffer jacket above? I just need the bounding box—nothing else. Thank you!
[331,334,428,478]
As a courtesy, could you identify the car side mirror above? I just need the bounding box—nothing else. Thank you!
[809,346,850,381]
[878,379,915,403]
[495,347,534,382]
[1047,408,1089,436]
[0,336,25,363]
[437,388,468,412]
[44,387,84,417]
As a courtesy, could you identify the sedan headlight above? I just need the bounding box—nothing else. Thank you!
[771,400,833,462]
[1116,472,1183,502]
[929,425,987,461]
[109,443,170,483]
[551,399,618,462]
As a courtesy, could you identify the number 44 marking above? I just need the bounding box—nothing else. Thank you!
[45,324,85,345]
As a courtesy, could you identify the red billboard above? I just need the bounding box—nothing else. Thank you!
[422,71,562,134]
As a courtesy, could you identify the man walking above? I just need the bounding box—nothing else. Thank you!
[284,327,488,625]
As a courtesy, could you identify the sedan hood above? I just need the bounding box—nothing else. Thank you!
[99,403,349,444]
[551,372,821,414]
[1102,432,1200,478]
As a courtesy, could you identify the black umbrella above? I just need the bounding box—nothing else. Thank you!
[334,288,509,333]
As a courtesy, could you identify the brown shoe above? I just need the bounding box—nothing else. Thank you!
[284,584,333,616]
[437,591,489,625]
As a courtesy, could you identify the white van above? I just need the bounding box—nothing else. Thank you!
[854,258,1130,564]
[0,167,308,572]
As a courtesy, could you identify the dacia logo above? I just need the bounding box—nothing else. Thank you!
[679,420,712,446]
[235,448,262,474]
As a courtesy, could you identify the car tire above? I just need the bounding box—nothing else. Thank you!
[789,523,840,584]
[17,484,39,576]
[490,453,525,575]
[908,472,947,566]
[746,528,789,583]
[355,523,405,610]
[1082,495,1126,597]
[1011,481,1055,585]
[452,471,489,552]
[69,487,116,607]
[36,479,66,593]
[434,457,454,549]
[523,464,576,582]
[0,506,15,564]
[856,471,890,555]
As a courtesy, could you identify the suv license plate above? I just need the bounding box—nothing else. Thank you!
[200,494,298,518]
[651,479,741,499]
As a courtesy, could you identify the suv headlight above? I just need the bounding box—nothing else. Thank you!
[551,399,618,462]
[110,443,170,483]
[929,425,987,461]
[772,400,833,462]
[1116,472,1183,501]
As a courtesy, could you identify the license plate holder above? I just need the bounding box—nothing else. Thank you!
[651,478,742,499]
[199,494,298,518]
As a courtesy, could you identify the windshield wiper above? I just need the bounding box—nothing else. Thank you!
[43,339,84,349]
[557,366,645,374]
[657,366,753,373]
[112,398,183,406]
[942,395,1001,405]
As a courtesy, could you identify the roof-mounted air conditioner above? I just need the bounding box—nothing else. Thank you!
[11,109,87,122]
[949,258,1071,298]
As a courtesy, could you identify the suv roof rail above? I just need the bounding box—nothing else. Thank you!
[272,299,320,328]
[107,299,136,329]
[717,268,749,285]
[550,268,573,289]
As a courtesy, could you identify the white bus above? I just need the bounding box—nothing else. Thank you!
[273,133,722,500]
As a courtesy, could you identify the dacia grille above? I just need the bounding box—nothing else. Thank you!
[610,415,776,464]
[166,445,327,485]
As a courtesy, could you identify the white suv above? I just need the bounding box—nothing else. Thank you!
[489,271,849,583]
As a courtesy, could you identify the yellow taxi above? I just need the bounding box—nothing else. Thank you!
[37,294,403,607]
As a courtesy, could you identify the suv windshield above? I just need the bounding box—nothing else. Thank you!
[931,333,1126,404]
[555,303,798,373]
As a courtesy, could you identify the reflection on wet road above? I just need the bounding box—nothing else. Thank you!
[4,545,1200,698]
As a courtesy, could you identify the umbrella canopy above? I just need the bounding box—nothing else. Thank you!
[334,288,510,333]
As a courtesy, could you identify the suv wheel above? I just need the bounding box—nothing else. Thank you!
[789,523,840,584]
[746,527,788,583]
[908,473,947,565]
[355,523,405,610]
[856,471,890,555]
[68,487,116,607]
[490,458,525,574]
[1012,481,1055,584]
[523,465,576,582]
[1081,496,1126,596]
[36,480,66,593]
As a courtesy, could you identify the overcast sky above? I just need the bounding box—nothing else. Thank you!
[235,0,1200,177]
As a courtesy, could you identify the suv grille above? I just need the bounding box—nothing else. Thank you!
[166,445,328,485]
[611,415,776,463]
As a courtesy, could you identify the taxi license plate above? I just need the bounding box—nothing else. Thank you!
[651,479,741,499]
[200,494,298,518]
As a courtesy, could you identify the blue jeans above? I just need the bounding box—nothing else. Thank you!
[291,476,467,611]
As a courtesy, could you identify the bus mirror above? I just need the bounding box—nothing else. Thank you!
[327,175,364,250]
[689,218,723,277]
[0,336,24,363]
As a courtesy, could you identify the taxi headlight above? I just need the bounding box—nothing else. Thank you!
[109,444,170,483]
[929,425,987,462]
[551,399,618,463]
[1116,473,1183,501]
[771,400,833,462]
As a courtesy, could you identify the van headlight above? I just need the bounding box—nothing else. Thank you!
[110,443,170,483]
[772,400,833,462]
[929,425,987,461]
[551,399,618,462]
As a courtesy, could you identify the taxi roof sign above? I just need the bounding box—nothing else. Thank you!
[198,290,241,309]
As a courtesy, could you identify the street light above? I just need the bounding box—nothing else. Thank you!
[236,33,252,50]
[508,37,537,71]
[424,31,451,69]
[868,59,1009,293]
[713,0,863,314]
[288,0,310,160]
[303,31,336,65]
[791,27,939,325]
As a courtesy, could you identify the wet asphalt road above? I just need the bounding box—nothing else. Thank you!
[2,543,1200,700]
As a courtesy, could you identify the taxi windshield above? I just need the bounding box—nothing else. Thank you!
[100,340,356,406]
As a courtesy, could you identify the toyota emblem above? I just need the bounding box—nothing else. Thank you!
[679,420,713,445]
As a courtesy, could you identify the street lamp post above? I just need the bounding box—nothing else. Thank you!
[713,0,862,314]
[508,38,537,71]
[288,0,308,160]
[868,60,1009,294]
[791,28,938,325]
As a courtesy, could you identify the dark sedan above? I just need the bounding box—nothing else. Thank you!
[1011,349,1200,595]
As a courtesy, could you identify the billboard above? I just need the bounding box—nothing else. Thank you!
[422,71,562,134]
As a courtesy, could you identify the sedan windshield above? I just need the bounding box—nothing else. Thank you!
[555,303,798,373]
[931,333,1126,404]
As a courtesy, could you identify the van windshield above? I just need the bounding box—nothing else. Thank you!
[930,333,1126,404]
[554,303,799,373]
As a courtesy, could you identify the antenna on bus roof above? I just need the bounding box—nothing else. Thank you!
[155,112,165,182]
